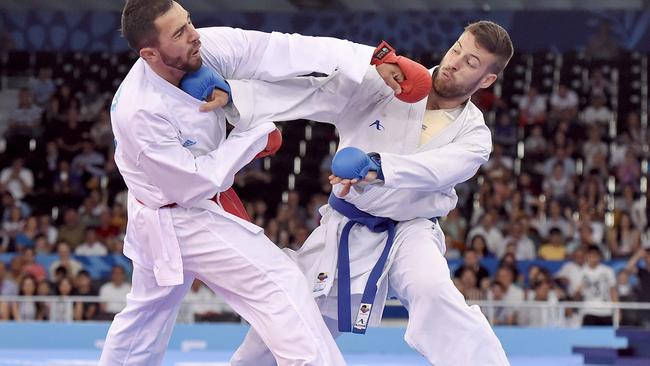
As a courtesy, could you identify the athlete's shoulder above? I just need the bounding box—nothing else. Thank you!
[110,59,166,124]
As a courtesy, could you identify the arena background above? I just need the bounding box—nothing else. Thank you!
[0,0,649,365]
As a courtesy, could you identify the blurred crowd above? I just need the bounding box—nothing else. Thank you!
[0,47,649,326]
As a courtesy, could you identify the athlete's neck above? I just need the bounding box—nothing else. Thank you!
[426,89,470,111]
[147,61,185,87]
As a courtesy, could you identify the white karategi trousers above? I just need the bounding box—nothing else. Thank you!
[98,205,346,366]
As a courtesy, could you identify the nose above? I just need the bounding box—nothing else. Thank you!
[188,24,200,43]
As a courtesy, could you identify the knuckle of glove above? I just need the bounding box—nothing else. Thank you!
[394,56,432,103]
[331,147,370,180]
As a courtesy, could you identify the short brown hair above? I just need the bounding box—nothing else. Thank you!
[465,20,514,74]
[121,0,173,51]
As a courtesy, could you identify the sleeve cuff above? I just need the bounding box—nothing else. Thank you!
[224,79,255,130]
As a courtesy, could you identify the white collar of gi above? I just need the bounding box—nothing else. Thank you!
[143,60,204,108]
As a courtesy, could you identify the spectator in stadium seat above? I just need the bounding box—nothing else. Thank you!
[34,279,52,320]
[440,208,467,249]
[493,113,517,155]
[585,68,611,98]
[503,218,536,260]
[523,125,548,161]
[98,265,131,319]
[550,84,579,121]
[542,145,576,178]
[454,248,490,289]
[95,210,120,242]
[630,188,648,231]
[532,199,574,240]
[578,245,618,326]
[520,278,559,327]
[538,227,567,260]
[543,163,574,204]
[48,84,80,123]
[622,111,647,156]
[90,109,115,153]
[73,270,98,321]
[555,246,586,299]
[2,205,25,252]
[33,234,50,255]
[582,126,607,165]
[455,268,484,301]
[518,86,547,126]
[57,208,86,249]
[467,212,505,258]
[0,261,18,316]
[74,228,108,256]
[615,150,641,189]
[608,212,641,258]
[0,158,34,201]
[5,88,43,141]
[492,266,524,325]
[14,216,38,252]
[625,245,650,327]
[8,274,39,321]
[78,191,106,228]
[21,247,46,281]
[581,94,612,128]
[71,140,106,188]
[53,108,88,161]
[37,214,58,247]
[29,67,56,108]
[469,234,495,259]
[49,276,74,322]
[48,241,83,279]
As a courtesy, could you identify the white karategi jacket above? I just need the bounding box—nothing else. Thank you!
[227,66,491,324]
[111,27,373,287]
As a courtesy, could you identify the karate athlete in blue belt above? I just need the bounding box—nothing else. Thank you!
[182,20,513,366]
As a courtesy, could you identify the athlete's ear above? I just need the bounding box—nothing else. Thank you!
[139,47,158,63]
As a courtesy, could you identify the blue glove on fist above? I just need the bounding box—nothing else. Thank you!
[180,65,232,103]
[331,147,384,181]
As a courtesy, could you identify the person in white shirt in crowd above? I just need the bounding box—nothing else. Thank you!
[503,218,536,260]
[543,163,574,203]
[581,94,612,128]
[556,246,586,299]
[0,158,34,201]
[74,228,108,256]
[582,126,608,172]
[490,265,524,325]
[517,86,547,126]
[48,241,84,279]
[467,211,506,257]
[532,199,574,240]
[577,245,618,326]
[99,265,132,318]
[550,84,579,120]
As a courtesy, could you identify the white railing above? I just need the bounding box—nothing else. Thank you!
[0,295,239,324]
[3,296,650,328]
[385,299,650,328]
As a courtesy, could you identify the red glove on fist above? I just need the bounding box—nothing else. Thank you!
[255,128,282,158]
[371,41,432,103]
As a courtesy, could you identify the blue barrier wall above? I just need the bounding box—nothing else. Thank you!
[0,253,629,281]
[2,9,650,53]
[0,323,628,356]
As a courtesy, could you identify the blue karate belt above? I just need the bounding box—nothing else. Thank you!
[328,194,397,334]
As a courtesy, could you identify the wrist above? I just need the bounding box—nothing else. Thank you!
[367,152,384,180]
